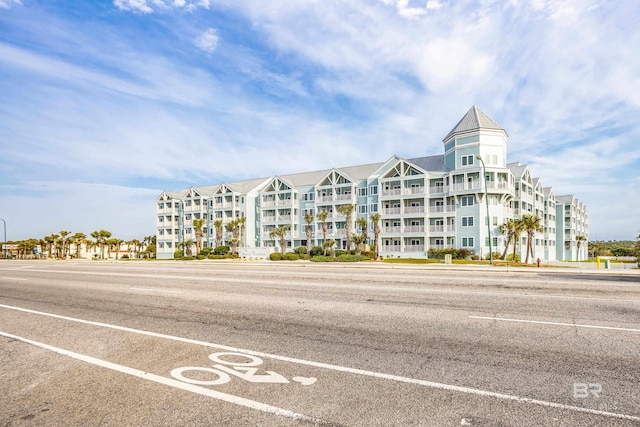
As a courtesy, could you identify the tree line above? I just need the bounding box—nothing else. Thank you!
[3,230,156,260]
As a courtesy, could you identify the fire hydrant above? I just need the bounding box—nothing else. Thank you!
[537,258,541,267]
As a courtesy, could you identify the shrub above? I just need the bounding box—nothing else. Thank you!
[361,251,377,259]
[196,254,206,260]
[284,252,300,261]
[310,256,336,262]
[207,254,225,259]
[489,252,502,260]
[121,254,129,259]
[506,253,521,262]
[336,254,371,262]
[199,247,213,256]
[173,250,184,259]
[310,246,324,257]
[334,250,346,257]
[294,247,307,255]
[181,256,195,260]
[270,252,283,261]
[213,245,230,256]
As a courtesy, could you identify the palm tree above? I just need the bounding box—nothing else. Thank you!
[226,219,241,254]
[522,214,543,264]
[370,213,381,257]
[316,210,329,255]
[193,218,205,255]
[576,235,587,260]
[59,230,71,259]
[213,220,223,247]
[237,216,247,247]
[324,239,337,257]
[44,234,57,259]
[91,230,111,259]
[269,224,290,253]
[356,217,368,245]
[352,234,366,255]
[511,219,525,262]
[178,239,195,256]
[70,232,87,258]
[112,238,124,259]
[499,219,516,260]
[336,204,355,252]
[304,213,314,253]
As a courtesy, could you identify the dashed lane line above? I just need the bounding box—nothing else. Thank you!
[470,315,640,333]
[1,303,639,422]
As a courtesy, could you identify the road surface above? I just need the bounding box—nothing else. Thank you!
[1,260,639,426]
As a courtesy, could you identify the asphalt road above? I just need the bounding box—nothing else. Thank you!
[1,260,639,426]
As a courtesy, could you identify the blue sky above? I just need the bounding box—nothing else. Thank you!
[1,0,639,242]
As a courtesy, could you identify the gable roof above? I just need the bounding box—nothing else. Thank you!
[443,106,507,142]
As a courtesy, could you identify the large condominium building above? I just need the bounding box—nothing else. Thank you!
[156,106,588,261]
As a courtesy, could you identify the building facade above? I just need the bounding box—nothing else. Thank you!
[156,107,588,261]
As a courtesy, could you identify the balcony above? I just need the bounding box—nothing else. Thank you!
[404,225,425,233]
[404,245,425,252]
[381,226,401,234]
[404,206,425,214]
[429,225,455,233]
[429,205,455,214]
[262,200,276,207]
[382,207,402,215]
[381,188,402,197]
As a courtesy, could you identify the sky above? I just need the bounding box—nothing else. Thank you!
[1,0,639,242]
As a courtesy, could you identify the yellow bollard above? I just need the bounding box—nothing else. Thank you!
[596,256,601,269]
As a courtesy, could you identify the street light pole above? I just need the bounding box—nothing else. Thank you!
[476,157,492,265]
[0,218,6,260]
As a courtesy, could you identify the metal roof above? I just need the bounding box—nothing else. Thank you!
[443,106,507,142]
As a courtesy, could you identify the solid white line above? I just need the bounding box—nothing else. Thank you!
[1,303,639,422]
[470,316,640,333]
[1,277,27,281]
[0,330,326,425]
[129,287,183,294]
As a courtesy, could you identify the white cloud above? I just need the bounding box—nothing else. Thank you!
[426,1,443,10]
[0,0,21,9]
[113,0,154,14]
[194,28,219,54]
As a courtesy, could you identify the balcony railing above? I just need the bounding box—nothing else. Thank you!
[404,225,425,233]
[404,245,425,252]
[404,206,425,214]
[381,188,402,196]
[429,205,455,213]
[382,226,401,233]
[382,207,402,215]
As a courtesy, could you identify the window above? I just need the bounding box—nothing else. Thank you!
[358,187,368,197]
[370,204,378,212]
[185,213,192,220]
[158,216,164,222]
[369,185,378,195]
[159,229,164,235]
[358,205,368,214]
[462,216,474,227]
[485,237,498,246]
[461,196,475,206]
[461,155,475,166]
[462,237,474,247]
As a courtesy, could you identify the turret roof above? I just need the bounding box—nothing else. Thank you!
[443,105,507,141]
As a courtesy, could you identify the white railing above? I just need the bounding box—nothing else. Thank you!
[262,201,276,207]
[278,215,292,221]
[405,186,425,195]
[429,185,447,193]
[277,199,292,206]
[318,195,334,202]
[262,216,276,222]
[335,194,353,201]
[382,208,402,215]
[404,245,425,252]
[404,206,425,214]
[382,226,401,233]
[429,205,455,213]
[381,188,402,196]
[404,225,425,233]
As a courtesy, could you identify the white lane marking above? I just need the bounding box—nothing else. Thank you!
[470,316,640,333]
[129,287,183,294]
[1,304,639,422]
[1,277,27,281]
[6,268,640,303]
[0,330,327,425]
